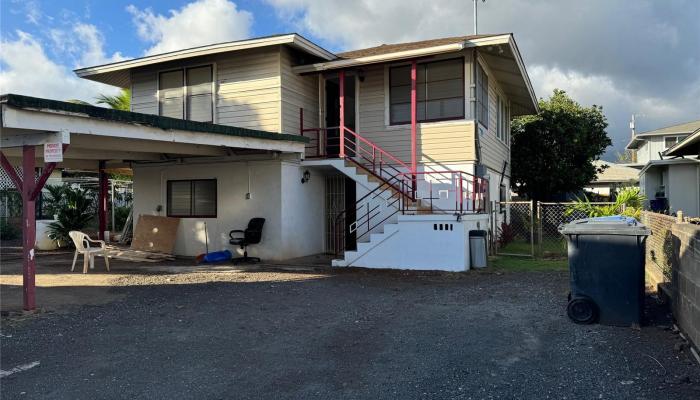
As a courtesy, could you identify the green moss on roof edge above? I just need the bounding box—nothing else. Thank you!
[0,94,308,144]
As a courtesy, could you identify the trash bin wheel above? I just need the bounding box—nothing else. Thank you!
[567,297,598,324]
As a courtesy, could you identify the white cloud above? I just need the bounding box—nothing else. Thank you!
[49,23,126,68]
[0,31,119,103]
[528,65,700,155]
[127,0,253,55]
[266,0,700,157]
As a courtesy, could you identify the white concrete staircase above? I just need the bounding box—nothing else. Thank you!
[302,158,434,267]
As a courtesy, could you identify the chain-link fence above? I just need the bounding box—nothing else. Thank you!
[491,201,616,258]
[492,201,535,257]
[536,202,614,258]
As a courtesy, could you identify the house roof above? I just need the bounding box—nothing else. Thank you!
[626,119,700,150]
[336,34,501,59]
[664,127,700,157]
[0,94,308,144]
[639,157,700,175]
[591,160,640,184]
[294,33,537,116]
[74,33,336,88]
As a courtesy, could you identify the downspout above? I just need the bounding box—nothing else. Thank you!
[473,48,482,167]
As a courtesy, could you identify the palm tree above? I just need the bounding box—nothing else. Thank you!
[96,88,130,111]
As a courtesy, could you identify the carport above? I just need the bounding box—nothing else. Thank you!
[0,94,307,310]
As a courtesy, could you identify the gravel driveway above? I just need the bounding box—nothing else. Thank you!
[1,266,699,399]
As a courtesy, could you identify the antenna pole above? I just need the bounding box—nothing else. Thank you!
[473,0,478,34]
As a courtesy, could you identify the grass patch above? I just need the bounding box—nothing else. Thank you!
[498,238,568,258]
[489,255,568,272]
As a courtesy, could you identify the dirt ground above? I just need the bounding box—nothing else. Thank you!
[1,248,699,399]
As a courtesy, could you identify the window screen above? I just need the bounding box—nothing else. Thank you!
[167,179,217,217]
[159,70,184,119]
[476,62,489,128]
[496,95,510,144]
[389,58,464,125]
[186,66,213,122]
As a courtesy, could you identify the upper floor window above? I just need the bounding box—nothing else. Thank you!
[664,135,687,150]
[476,61,489,128]
[159,65,213,123]
[496,95,510,145]
[389,58,464,125]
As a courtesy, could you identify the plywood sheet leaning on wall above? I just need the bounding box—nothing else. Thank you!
[130,215,181,254]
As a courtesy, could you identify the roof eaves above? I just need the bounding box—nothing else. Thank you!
[74,33,336,78]
[0,94,309,144]
[664,127,700,156]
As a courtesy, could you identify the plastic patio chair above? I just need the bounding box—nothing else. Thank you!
[68,231,110,274]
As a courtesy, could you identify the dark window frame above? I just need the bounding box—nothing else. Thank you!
[476,61,489,128]
[158,64,214,123]
[166,179,217,218]
[389,57,465,125]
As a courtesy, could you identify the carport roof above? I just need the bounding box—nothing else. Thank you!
[0,94,308,144]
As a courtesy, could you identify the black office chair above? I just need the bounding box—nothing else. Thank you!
[229,218,265,264]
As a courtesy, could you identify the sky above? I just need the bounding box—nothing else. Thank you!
[1,0,698,159]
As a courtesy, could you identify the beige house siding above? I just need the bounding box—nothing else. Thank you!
[477,55,511,177]
[280,47,319,135]
[131,69,158,114]
[128,47,283,133]
[215,48,281,132]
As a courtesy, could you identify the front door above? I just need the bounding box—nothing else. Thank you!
[324,76,356,157]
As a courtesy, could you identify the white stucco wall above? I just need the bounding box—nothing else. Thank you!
[344,214,489,271]
[279,162,326,256]
[667,163,700,217]
[132,158,325,260]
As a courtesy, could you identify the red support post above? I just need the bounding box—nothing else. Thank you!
[98,160,108,240]
[410,60,418,198]
[21,145,36,311]
[338,70,345,158]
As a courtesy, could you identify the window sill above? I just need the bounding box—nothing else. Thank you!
[386,119,473,131]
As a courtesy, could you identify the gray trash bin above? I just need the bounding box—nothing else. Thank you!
[559,216,650,326]
[469,230,487,269]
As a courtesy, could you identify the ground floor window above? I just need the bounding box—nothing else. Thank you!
[167,179,217,217]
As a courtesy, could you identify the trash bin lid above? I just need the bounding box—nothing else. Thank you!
[558,215,651,236]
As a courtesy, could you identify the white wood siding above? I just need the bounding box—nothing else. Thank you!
[280,47,319,135]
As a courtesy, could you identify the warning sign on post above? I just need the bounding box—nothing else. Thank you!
[44,143,63,162]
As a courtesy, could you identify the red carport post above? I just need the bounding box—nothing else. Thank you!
[0,142,70,311]
[98,160,108,240]
[410,59,418,198]
[21,145,37,311]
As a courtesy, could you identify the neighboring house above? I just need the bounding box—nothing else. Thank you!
[2,32,537,271]
[627,121,700,217]
[626,120,700,167]
[586,160,639,199]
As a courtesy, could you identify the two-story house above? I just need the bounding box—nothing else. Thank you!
[2,32,537,271]
[626,120,700,216]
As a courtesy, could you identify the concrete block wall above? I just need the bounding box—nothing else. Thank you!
[640,211,676,289]
[670,222,700,349]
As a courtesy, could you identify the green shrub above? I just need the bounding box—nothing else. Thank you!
[47,185,95,246]
[113,205,131,231]
[0,218,19,240]
[565,187,645,220]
